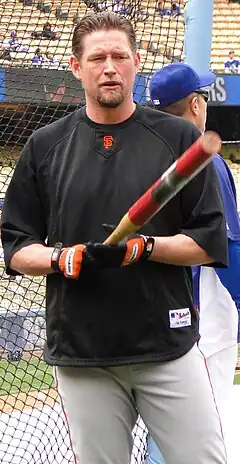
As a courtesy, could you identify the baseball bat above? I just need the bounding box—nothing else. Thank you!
[104,131,221,245]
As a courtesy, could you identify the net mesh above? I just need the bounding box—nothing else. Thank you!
[0,1,184,463]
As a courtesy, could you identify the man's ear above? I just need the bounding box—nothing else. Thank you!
[189,95,199,116]
[135,51,140,73]
[70,55,82,80]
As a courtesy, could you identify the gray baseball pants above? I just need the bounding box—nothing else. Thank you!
[55,343,227,464]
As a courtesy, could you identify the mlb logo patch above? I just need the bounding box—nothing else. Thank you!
[169,308,191,329]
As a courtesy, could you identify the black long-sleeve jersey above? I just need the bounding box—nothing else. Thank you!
[1,104,227,367]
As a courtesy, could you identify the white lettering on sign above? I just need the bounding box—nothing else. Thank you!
[209,77,227,103]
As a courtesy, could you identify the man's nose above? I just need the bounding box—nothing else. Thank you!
[103,57,117,76]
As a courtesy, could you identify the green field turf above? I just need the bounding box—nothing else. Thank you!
[234,373,240,385]
[0,356,53,396]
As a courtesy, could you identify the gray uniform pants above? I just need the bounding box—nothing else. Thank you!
[55,344,227,464]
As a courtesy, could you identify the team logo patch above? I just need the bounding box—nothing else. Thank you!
[94,132,121,159]
[169,308,191,328]
[103,135,113,148]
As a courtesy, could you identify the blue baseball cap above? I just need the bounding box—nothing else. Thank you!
[149,63,216,108]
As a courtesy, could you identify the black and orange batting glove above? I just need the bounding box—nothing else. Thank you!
[51,242,94,279]
[85,234,155,269]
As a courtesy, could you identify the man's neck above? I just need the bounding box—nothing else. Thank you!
[86,99,136,125]
[183,111,198,130]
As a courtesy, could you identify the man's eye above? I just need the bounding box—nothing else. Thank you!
[114,55,126,60]
[91,56,104,61]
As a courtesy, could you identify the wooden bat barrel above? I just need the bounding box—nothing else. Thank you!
[104,131,221,245]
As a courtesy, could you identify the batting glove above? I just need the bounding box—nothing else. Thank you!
[86,234,155,269]
[51,242,95,279]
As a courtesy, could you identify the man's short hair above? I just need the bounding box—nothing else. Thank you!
[72,11,137,59]
[161,93,196,117]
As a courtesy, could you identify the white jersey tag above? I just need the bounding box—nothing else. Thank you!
[169,308,191,328]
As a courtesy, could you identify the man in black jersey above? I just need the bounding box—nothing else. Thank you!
[1,11,227,464]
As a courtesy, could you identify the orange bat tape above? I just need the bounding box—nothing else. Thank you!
[104,131,221,245]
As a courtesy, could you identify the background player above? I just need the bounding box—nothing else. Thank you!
[147,62,240,464]
[1,13,228,464]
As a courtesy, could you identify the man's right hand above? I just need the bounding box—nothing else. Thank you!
[57,244,94,279]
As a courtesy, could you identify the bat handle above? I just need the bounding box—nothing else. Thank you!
[103,213,138,245]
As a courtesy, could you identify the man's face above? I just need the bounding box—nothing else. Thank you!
[229,52,235,60]
[70,29,140,109]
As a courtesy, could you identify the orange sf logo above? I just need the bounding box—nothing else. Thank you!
[104,135,113,148]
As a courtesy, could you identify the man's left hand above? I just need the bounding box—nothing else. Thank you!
[86,234,155,269]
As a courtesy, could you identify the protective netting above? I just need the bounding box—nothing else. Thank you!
[0,1,185,463]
